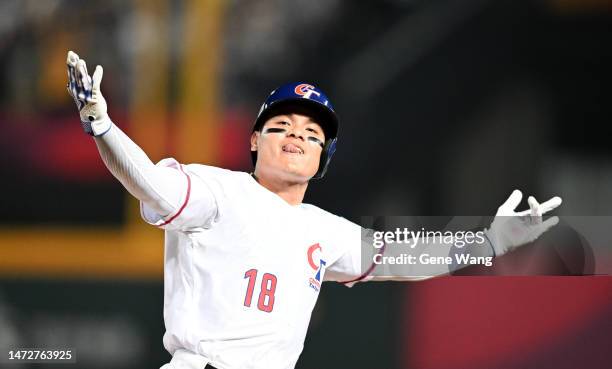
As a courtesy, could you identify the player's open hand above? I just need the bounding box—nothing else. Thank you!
[485,189,562,257]
[66,50,110,136]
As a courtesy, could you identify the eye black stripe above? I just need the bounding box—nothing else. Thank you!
[264,127,287,134]
[308,137,324,148]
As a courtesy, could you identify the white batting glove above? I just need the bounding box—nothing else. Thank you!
[485,190,562,257]
[66,50,111,136]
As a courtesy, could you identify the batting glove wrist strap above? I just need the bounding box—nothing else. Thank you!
[482,230,498,258]
[81,115,112,137]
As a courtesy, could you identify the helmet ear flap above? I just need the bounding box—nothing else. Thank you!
[313,137,337,179]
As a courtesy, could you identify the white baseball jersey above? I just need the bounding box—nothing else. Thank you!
[140,158,366,369]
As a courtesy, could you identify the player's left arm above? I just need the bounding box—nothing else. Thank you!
[327,190,562,284]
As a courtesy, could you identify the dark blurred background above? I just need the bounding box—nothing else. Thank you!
[1,0,611,368]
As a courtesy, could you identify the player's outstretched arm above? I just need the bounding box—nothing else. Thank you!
[331,190,563,284]
[66,50,186,217]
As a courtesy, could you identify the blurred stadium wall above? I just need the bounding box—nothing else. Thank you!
[0,0,611,368]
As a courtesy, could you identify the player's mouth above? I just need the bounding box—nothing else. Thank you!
[282,143,304,155]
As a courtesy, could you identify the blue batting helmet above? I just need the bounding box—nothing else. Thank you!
[251,82,338,179]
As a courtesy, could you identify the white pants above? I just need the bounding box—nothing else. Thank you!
[160,349,212,369]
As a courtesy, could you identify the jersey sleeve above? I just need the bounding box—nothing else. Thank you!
[140,158,218,231]
[323,217,378,287]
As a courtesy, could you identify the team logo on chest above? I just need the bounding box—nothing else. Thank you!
[307,243,326,292]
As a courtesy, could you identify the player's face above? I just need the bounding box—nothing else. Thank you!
[251,112,325,182]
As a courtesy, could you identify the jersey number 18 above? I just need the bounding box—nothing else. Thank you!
[244,269,277,313]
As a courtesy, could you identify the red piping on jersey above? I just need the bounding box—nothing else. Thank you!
[159,164,192,227]
[340,242,387,285]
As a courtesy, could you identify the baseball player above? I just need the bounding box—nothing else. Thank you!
[66,51,561,369]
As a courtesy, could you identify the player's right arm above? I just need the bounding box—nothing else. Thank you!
[66,50,216,225]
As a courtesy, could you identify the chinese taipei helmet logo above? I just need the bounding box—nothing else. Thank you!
[307,243,326,292]
[294,83,322,100]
